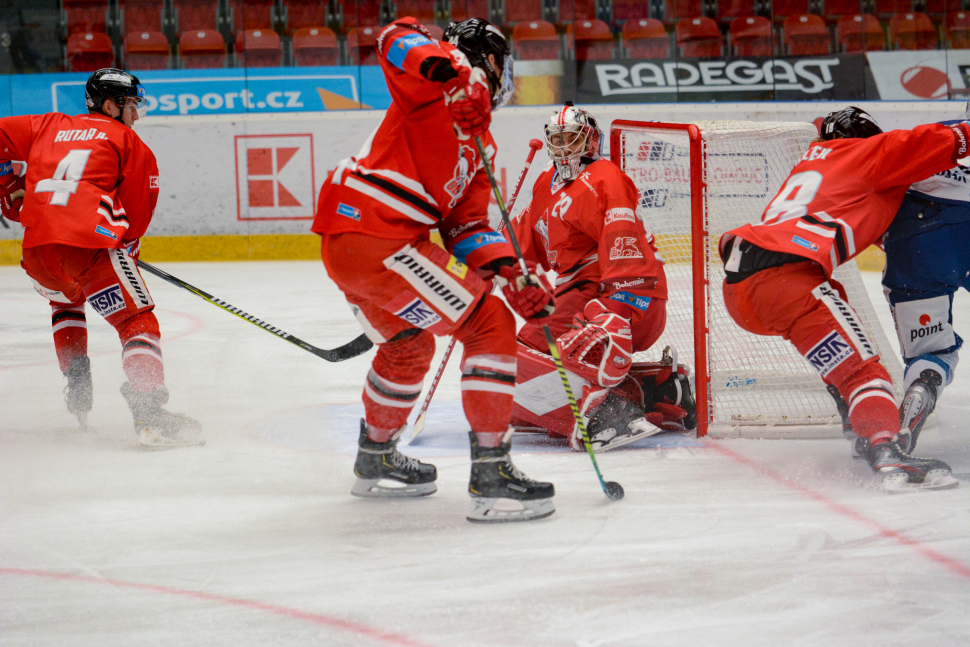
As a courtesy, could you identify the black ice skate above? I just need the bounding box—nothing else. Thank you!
[826,385,865,459]
[865,439,958,493]
[64,356,93,431]
[467,432,555,523]
[583,392,662,452]
[351,419,437,498]
[898,369,942,454]
[121,382,204,449]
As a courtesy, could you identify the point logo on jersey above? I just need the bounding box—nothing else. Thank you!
[806,331,853,377]
[88,285,126,317]
[911,316,944,342]
[235,134,315,220]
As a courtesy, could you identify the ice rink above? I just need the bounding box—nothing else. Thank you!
[2,261,968,647]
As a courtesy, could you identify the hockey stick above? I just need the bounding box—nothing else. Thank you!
[411,138,544,441]
[474,136,624,501]
[137,260,374,362]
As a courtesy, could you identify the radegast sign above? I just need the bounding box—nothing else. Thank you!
[578,55,872,103]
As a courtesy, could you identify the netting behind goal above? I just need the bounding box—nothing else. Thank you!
[611,120,903,438]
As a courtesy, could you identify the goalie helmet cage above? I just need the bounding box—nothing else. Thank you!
[610,119,904,439]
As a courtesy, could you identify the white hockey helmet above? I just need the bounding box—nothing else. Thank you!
[543,103,602,182]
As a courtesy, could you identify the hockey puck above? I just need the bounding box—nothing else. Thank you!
[605,481,624,500]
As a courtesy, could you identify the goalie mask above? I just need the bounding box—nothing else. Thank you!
[444,18,514,110]
[544,104,603,183]
[820,106,882,141]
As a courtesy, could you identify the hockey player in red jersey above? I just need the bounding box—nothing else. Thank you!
[720,107,963,492]
[506,105,696,453]
[1,69,201,448]
[313,18,556,522]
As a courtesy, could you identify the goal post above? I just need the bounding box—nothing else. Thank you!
[610,119,903,438]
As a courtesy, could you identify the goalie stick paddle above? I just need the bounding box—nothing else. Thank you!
[411,138,544,441]
[474,136,624,501]
[137,260,373,363]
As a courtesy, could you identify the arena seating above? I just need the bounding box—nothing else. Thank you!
[717,0,756,26]
[569,19,614,60]
[63,0,108,36]
[450,0,491,21]
[292,26,339,65]
[946,11,970,49]
[282,0,330,32]
[837,14,886,52]
[179,29,226,68]
[236,29,283,67]
[119,0,165,33]
[890,12,938,49]
[513,20,561,59]
[504,0,545,26]
[67,31,114,71]
[126,30,170,70]
[730,15,773,56]
[622,18,670,58]
[783,13,831,55]
[676,17,723,57]
[346,25,381,64]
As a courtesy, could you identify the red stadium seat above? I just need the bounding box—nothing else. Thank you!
[783,14,831,55]
[173,0,220,33]
[926,0,962,19]
[771,0,809,23]
[450,0,491,21]
[338,1,382,29]
[67,31,114,72]
[718,0,756,26]
[822,0,865,23]
[293,26,339,65]
[125,31,170,70]
[347,26,381,65]
[284,0,330,32]
[666,0,703,24]
[179,29,226,67]
[875,0,914,19]
[236,29,282,67]
[837,14,885,52]
[226,0,274,31]
[505,0,545,26]
[513,20,561,59]
[396,1,436,22]
[946,11,970,49]
[622,18,670,58]
[63,0,108,36]
[120,0,164,33]
[612,0,650,24]
[890,12,938,49]
[422,23,444,40]
[730,16,773,56]
[569,19,614,60]
[558,0,598,22]
[676,17,722,57]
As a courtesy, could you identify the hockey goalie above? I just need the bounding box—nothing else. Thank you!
[506,104,697,452]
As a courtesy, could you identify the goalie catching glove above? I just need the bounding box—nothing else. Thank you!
[442,66,492,140]
[493,259,555,320]
[557,299,633,388]
[0,163,25,222]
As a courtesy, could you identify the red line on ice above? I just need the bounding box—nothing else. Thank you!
[0,567,436,647]
[703,440,970,581]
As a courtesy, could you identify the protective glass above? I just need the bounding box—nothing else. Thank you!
[131,85,147,119]
[492,57,514,110]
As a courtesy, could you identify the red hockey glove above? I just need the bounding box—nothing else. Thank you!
[0,170,25,223]
[496,261,555,320]
[442,66,492,140]
[556,299,633,388]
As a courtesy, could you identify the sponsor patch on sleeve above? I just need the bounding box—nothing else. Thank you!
[792,235,819,252]
[87,285,127,317]
[149,176,159,189]
[805,331,853,377]
[446,257,468,279]
[604,208,636,225]
[95,225,118,240]
[607,291,651,311]
[451,231,507,263]
[608,236,643,260]
[386,33,434,70]
[337,203,362,221]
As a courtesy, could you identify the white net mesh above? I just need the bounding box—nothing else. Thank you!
[614,120,903,437]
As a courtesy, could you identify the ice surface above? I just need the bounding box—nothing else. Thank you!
[2,261,968,647]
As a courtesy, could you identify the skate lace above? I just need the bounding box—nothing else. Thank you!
[390,450,422,471]
[501,456,535,484]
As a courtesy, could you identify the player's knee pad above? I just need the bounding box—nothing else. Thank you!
[454,294,517,358]
[890,294,959,361]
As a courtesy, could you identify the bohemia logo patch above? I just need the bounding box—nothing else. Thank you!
[88,285,126,317]
[806,331,853,377]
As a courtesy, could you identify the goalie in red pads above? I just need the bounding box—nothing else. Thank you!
[314,18,556,522]
[720,107,962,492]
[506,105,697,452]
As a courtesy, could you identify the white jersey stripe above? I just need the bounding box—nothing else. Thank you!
[344,176,436,226]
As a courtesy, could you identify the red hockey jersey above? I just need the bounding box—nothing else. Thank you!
[313,18,514,271]
[0,112,159,249]
[508,158,667,322]
[723,122,970,275]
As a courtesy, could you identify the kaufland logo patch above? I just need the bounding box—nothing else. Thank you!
[236,134,315,220]
[88,285,126,317]
[393,298,442,329]
[149,176,159,189]
[806,331,853,377]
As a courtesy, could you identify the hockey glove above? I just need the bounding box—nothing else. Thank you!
[557,299,633,388]
[495,261,555,320]
[0,168,25,223]
[442,66,492,140]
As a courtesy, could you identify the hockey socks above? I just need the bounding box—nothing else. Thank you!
[51,304,87,373]
[115,312,165,392]
[362,331,433,433]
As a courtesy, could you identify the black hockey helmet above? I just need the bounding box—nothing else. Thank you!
[85,68,146,123]
[443,18,514,109]
[820,106,882,140]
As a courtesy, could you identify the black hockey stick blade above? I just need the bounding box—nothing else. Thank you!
[137,260,373,362]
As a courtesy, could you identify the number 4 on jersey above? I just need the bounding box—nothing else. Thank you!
[35,150,92,206]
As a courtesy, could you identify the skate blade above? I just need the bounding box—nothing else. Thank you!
[466,496,555,523]
[139,428,206,449]
[881,470,960,494]
[75,411,88,433]
[588,426,664,453]
[350,478,437,498]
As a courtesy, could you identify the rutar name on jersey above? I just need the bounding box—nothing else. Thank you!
[54,128,108,142]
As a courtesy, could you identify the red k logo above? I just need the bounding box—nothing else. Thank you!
[235,134,315,220]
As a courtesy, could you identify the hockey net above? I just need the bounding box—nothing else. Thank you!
[611,120,903,438]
